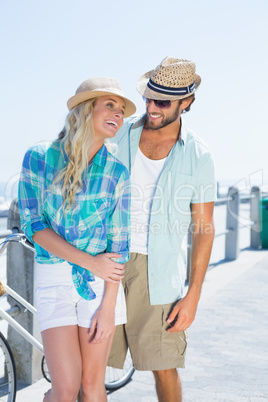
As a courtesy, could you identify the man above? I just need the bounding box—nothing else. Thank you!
[108,57,216,401]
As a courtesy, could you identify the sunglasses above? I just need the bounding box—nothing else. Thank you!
[142,96,175,109]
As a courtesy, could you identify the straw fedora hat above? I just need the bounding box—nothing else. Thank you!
[137,57,201,100]
[67,76,136,117]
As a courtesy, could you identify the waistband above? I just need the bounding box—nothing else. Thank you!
[35,261,104,287]
[35,261,73,286]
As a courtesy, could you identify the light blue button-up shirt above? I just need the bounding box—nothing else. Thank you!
[111,114,216,305]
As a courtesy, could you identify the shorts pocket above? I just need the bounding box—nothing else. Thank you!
[161,328,187,359]
[35,286,58,322]
[161,307,188,358]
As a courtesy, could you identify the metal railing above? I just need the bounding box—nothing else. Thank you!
[186,186,264,281]
[0,188,265,291]
[216,186,262,260]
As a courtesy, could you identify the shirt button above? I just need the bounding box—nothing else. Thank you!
[25,208,30,215]
[66,229,69,233]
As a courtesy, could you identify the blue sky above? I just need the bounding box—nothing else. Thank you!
[1,0,267,196]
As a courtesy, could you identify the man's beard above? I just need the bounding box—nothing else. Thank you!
[145,103,180,130]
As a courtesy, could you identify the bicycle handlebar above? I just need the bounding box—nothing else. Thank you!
[0,232,35,255]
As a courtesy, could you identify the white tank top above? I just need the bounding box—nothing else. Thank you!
[130,147,166,254]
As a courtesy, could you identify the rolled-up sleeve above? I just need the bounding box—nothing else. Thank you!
[106,167,130,263]
[18,147,49,243]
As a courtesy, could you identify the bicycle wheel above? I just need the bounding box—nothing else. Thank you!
[0,333,16,402]
[105,350,135,390]
[42,350,135,391]
[41,355,51,383]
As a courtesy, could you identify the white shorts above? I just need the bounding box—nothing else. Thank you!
[35,261,127,332]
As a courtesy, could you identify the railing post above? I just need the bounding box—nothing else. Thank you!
[6,199,42,385]
[250,186,261,249]
[225,186,240,260]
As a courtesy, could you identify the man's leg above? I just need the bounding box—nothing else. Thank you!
[108,253,186,401]
[153,369,182,402]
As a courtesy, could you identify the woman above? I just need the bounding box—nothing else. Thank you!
[18,77,136,401]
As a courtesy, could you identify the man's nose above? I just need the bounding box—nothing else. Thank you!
[147,99,159,113]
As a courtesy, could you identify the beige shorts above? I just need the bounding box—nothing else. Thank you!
[108,253,187,371]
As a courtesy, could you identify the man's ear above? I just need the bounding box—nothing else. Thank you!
[180,95,195,113]
[180,97,193,110]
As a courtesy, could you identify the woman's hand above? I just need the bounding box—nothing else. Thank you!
[89,280,119,343]
[87,254,124,283]
[32,228,125,283]
[89,304,115,344]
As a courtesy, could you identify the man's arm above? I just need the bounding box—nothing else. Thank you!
[167,201,215,332]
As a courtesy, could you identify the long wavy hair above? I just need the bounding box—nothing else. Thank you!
[54,98,96,208]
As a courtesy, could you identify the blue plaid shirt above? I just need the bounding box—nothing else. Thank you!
[18,140,130,300]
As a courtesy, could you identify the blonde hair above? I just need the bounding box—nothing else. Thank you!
[55,98,96,208]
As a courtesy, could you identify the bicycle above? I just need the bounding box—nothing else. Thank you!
[0,331,16,402]
[0,233,135,401]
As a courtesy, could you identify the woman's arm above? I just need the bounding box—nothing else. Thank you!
[19,146,124,282]
[33,228,124,283]
[87,167,131,343]
[88,281,120,343]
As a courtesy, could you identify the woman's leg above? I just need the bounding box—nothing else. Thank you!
[78,326,116,402]
[42,325,82,402]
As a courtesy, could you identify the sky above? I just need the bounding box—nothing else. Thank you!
[1,0,267,200]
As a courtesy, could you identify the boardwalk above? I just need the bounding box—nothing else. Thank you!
[14,248,268,401]
[1,202,268,401]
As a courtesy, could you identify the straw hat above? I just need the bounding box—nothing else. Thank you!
[67,76,136,117]
[137,57,201,100]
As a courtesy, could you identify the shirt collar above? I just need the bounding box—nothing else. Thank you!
[132,113,147,129]
[60,141,107,168]
[59,141,68,166]
[179,117,187,146]
[92,144,107,167]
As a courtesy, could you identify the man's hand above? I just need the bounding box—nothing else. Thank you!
[166,293,199,332]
